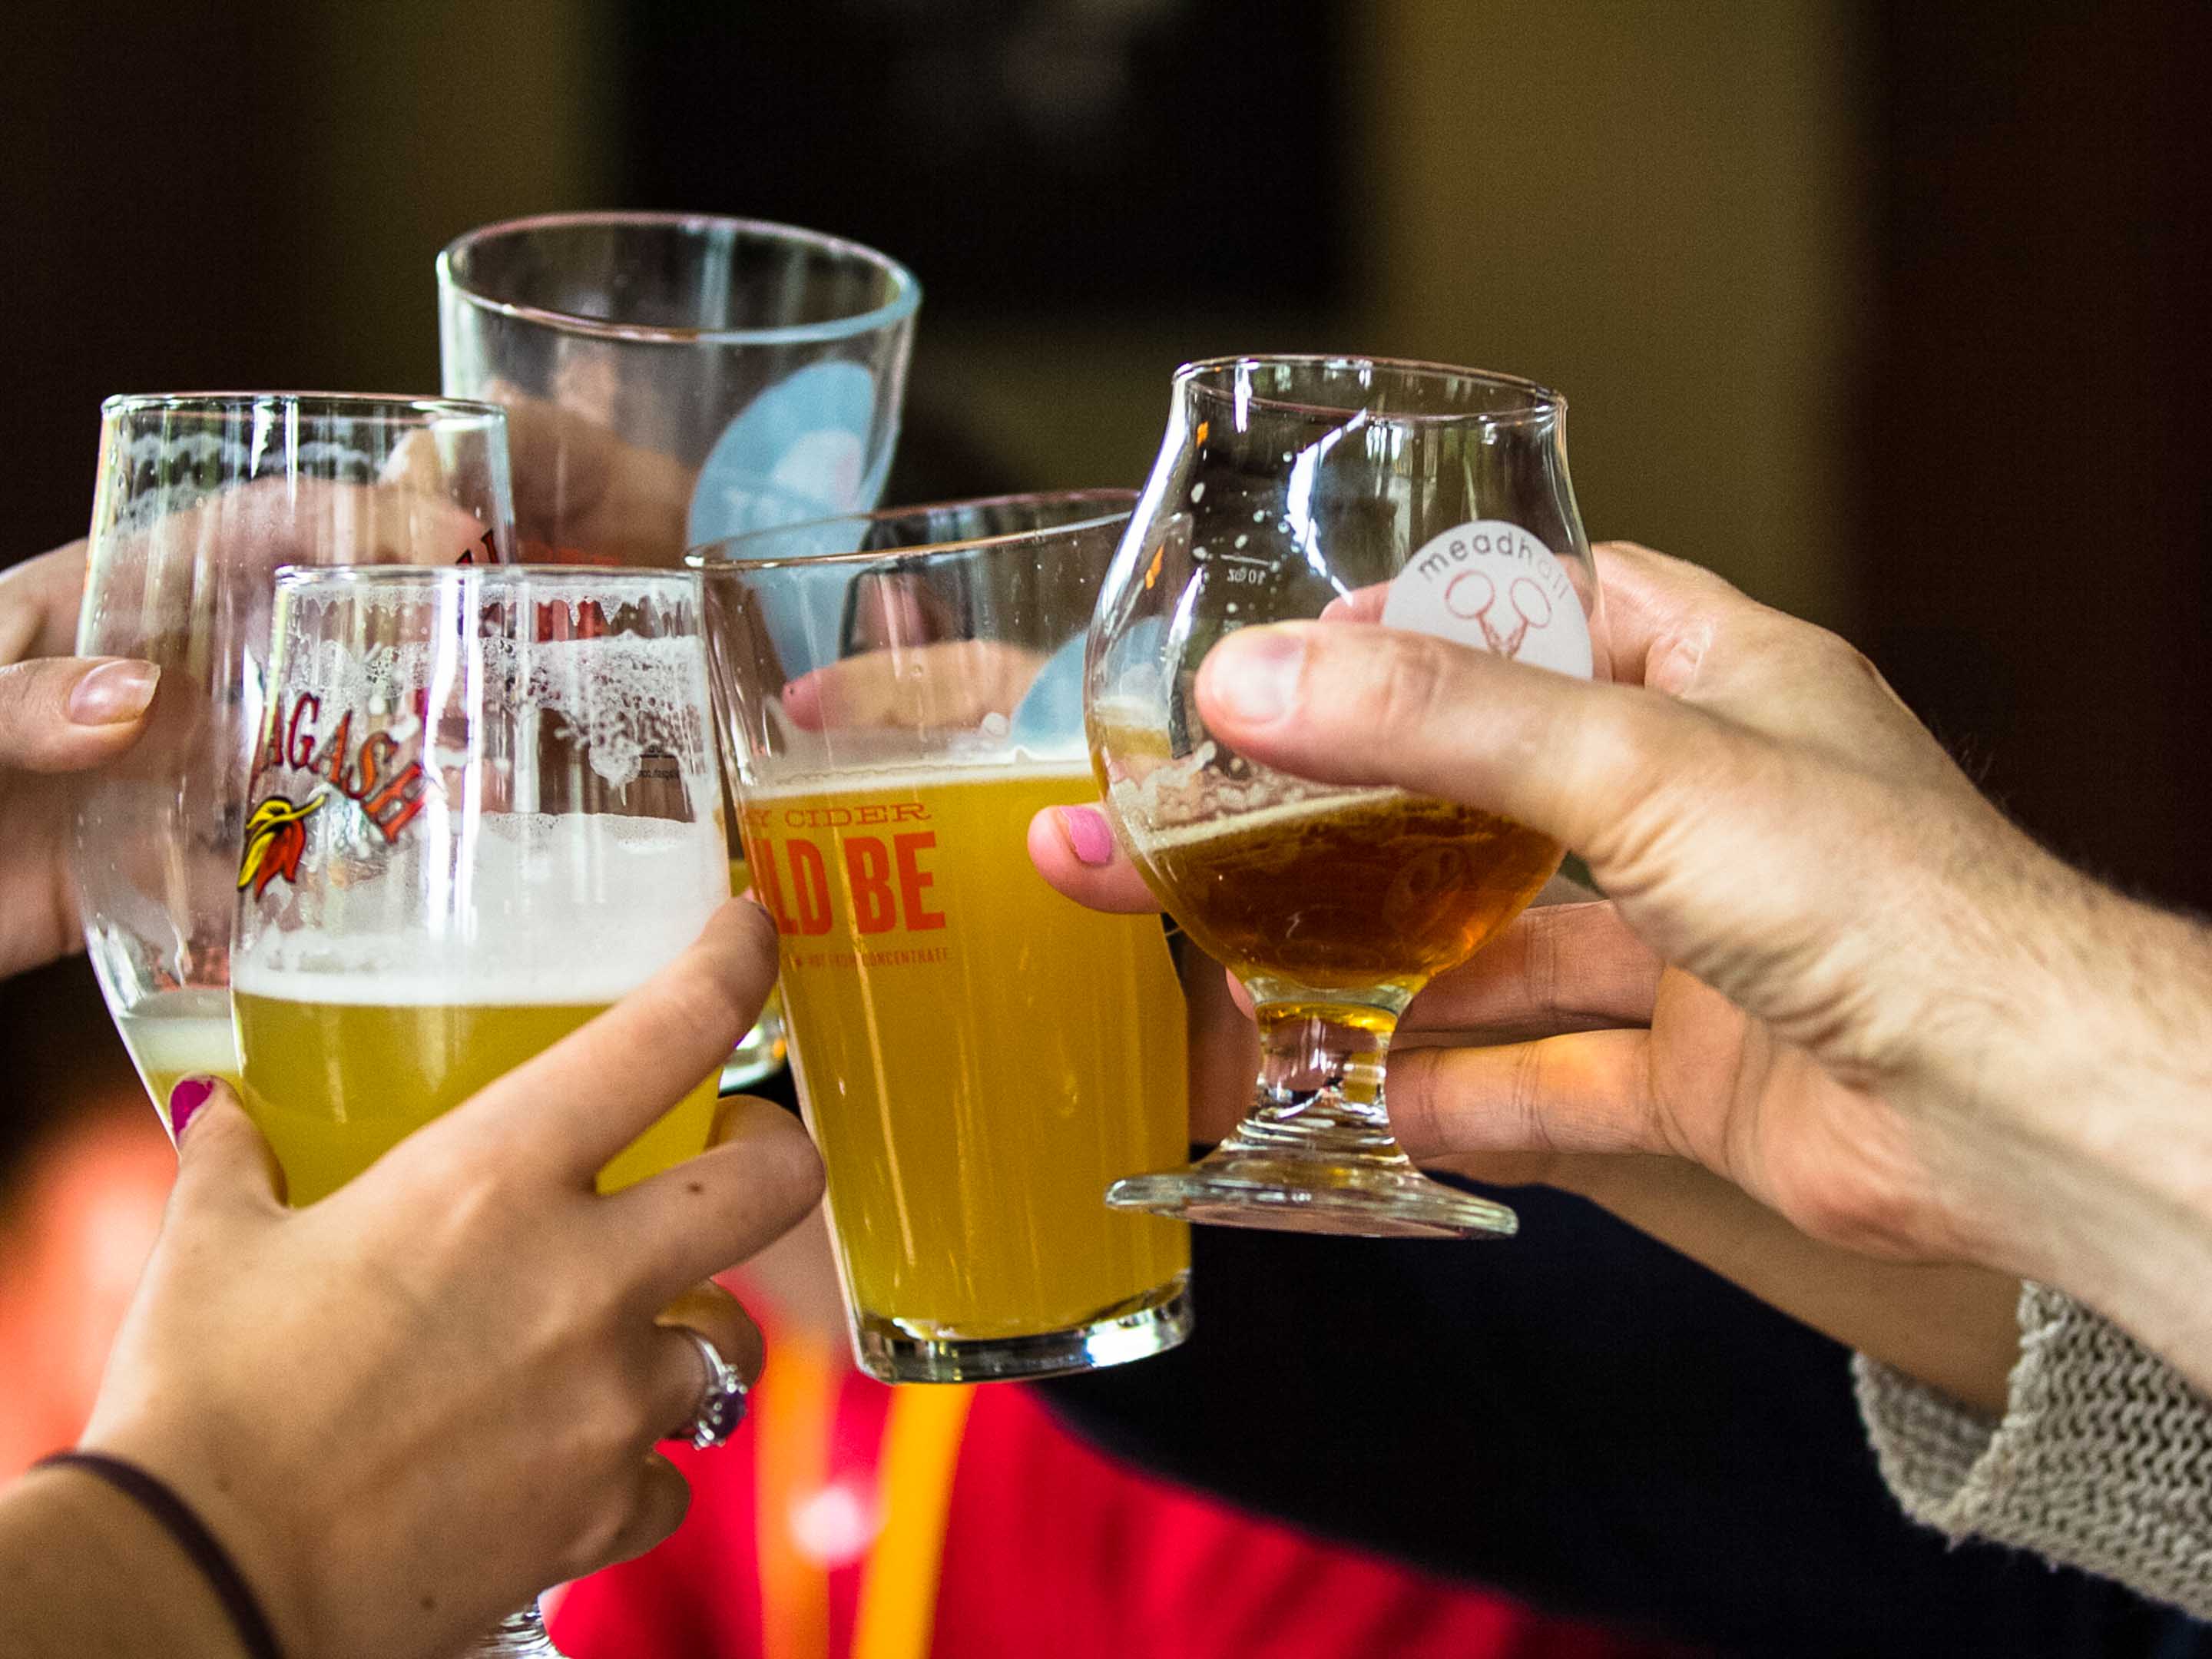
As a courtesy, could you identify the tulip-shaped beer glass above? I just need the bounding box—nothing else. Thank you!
[75,393,515,1129]
[1088,356,1607,1238]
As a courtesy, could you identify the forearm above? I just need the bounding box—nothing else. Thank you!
[1926,881,2212,1395]
[0,1467,247,1659]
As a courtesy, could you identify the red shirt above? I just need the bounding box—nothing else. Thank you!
[556,1351,1690,1659]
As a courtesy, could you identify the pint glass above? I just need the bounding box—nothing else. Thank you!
[697,493,1192,1382]
[231,567,728,1204]
[439,212,920,1088]
[73,393,515,1130]
[1089,356,1608,1239]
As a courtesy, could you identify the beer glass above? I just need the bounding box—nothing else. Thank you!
[440,211,919,1087]
[233,565,727,1659]
[1088,356,1608,1238]
[695,493,1193,1382]
[73,393,515,1131]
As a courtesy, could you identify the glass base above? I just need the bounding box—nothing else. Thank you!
[1107,1144,1518,1240]
[465,1604,565,1657]
[853,1277,1191,1383]
[718,1045,786,1093]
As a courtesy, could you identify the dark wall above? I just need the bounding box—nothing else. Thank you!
[1859,2,2212,909]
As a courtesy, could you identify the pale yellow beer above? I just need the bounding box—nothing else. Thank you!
[233,994,717,1204]
[740,765,1188,1342]
[233,811,730,1206]
[115,987,242,1130]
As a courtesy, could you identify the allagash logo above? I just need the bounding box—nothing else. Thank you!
[238,693,435,896]
[237,792,326,897]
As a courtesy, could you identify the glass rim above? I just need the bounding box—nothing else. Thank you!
[99,392,509,427]
[685,488,1138,575]
[272,563,703,594]
[436,210,924,347]
[1177,353,1565,426]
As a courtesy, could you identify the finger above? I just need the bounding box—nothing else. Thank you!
[1025,805,1161,913]
[657,1279,767,1392]
[0,541,91,664]
[435,901,780,1182]
[647,1282,763,1442]
[1582,541,1763,690]
[1399,902,1664,1040]
[783,641,1043,732]
[0,657,157,771]
[604,1095,826,1300]
[591,1454,693,1571]
[1193,621,1741,877]
[1385,1030,1674,1164]
[166,1080,288,1217]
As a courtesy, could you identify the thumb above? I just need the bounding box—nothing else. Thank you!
[1192,621,1727,876]
[169,1078,288,1213]
[0,656,159,772]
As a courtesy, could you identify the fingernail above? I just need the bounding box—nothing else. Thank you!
[1205,628,1305,725]
[168,1076,215,1139]
[68,660,160,726]
[1055,806,1117,867]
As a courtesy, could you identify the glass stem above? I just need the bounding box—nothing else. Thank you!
[1218,1002,1415,1165]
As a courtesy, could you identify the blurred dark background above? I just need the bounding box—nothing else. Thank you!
[5,0,2210,1477]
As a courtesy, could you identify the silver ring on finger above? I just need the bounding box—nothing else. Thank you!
[680,1329,749,1449]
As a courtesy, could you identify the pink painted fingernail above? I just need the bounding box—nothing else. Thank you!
[1055,806,1117,867]
[68,660,160,725]
[168,1076,215,1139]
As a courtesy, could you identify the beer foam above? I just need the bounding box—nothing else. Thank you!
[233,811,730,1005]
[283,622,712,793]
[1117,783,1406,858]
[740,753,1095,801]
[1103,732,1404,842]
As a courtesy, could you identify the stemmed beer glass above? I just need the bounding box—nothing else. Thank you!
[1088,356,1607,1238]
[73,393,514,1126]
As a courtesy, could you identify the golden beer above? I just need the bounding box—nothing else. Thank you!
[233,993,718,1204]
[740,765,1189,1348]
[233,810,731,1206]
[115,987,243,1129]
[1131,787,1561,997]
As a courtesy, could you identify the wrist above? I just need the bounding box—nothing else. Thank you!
[2,1463,250,1658]
[1916,879,2212,1382]
[81,1418,317,1659]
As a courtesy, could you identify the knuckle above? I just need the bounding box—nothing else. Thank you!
[1384,1048,1444,1156]
[1356,634,1459,741]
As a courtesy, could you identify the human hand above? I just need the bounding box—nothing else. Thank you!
[79,899,823,1659]
[1031,541,2212,1400]
[780,640,1048,731]
[0,541,157,979]
[476,386,699,565]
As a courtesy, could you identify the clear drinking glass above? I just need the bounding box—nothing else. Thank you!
[439,211,919,1088]
[73,392,515,1131]
[694,492,1194,1382]
[232,566,730,1657]
[1088,356,1608,1239]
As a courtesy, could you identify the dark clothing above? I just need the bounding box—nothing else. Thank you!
[1034,1182,2211,1658]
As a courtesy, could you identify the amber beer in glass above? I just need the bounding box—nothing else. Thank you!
[1089,356,1607,1239]
[698,493,1192,1382]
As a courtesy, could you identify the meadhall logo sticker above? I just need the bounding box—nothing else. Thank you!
[1381,520,1593,678]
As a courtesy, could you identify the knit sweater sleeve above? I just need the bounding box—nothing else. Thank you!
[1853,1281,2212,1618]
